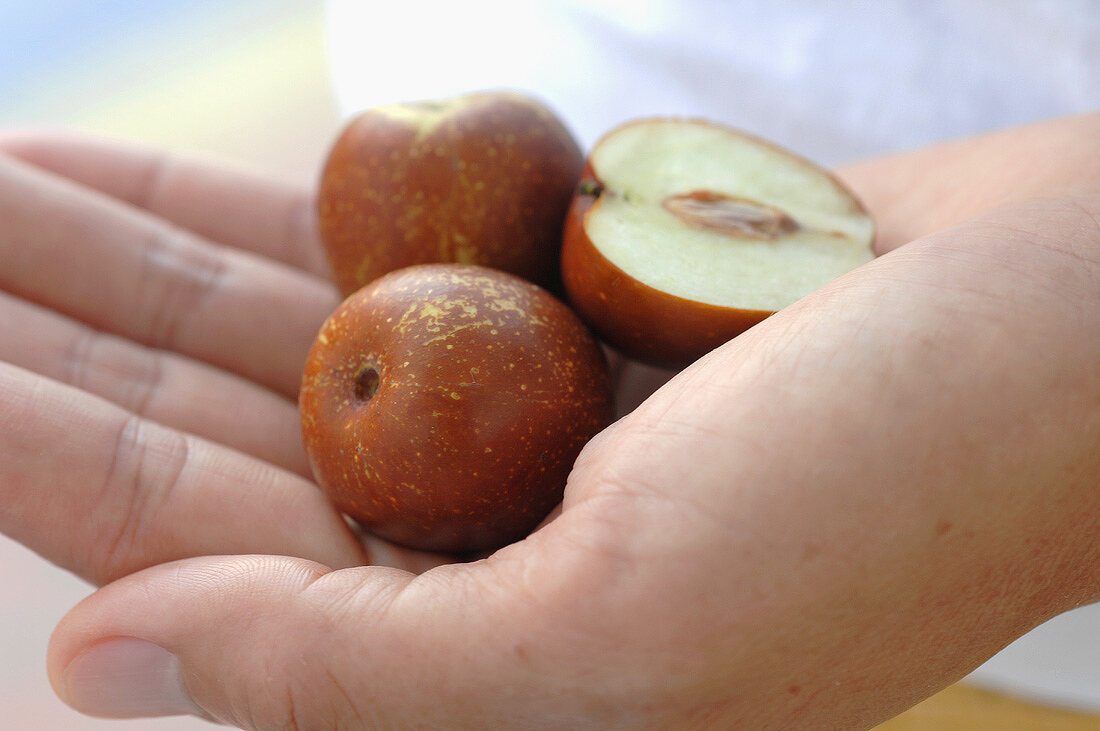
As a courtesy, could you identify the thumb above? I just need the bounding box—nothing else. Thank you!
[46,553,551,729]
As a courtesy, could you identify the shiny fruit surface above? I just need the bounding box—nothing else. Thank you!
[319,90,584,296]
[300,264,613,553]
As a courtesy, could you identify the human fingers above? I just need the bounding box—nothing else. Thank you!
[0,130,329,276]
[0,290,309,476]
[45,550,607,728]
[838,111,1100,253]
[0,154,339,397]
[47,557,431,726]
[0,361,367,586]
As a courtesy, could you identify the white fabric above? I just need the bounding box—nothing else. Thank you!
[324,0,1100,710]
[325,0,1097,163]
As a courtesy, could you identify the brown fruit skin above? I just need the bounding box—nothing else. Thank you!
[561,163,773,370]
[299,264,614,554]
[318,90,585,297]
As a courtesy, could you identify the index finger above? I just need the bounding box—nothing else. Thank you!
[0,154,338,397]
[837,112,1100,254]
[0,131,331,277]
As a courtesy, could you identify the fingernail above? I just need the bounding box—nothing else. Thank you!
[61,637,203,718]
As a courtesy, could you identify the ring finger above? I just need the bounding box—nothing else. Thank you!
[0,290,309,476]
[0,155,338,398]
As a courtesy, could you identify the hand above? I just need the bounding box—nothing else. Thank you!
[0,130,674,720]
[1,112,1098,729]
[0,132,469,580]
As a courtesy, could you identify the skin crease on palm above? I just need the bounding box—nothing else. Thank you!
[0,112,1095,729]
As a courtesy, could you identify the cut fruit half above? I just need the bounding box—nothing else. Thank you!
[562,118,875,369]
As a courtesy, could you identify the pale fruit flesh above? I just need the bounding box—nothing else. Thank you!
[585,120,874,312]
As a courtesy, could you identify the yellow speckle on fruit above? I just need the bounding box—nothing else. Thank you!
[488,298,523,315]
[421,318,494,346]
[354,253,374,284]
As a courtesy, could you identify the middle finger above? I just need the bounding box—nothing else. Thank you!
[0,289,310,476]
[0,155,339,397]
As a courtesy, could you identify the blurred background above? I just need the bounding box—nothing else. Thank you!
[1,0,1098,728]
[0,0,339,177]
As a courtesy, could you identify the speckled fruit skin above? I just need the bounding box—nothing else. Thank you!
[299,264,614,553]
[561,164,773,371]
[318,90,585,297]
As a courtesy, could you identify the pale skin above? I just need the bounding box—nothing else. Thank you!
[0,112,1097,729]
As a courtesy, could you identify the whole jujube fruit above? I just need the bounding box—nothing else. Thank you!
[318,90,584,296]
[300,264,614,553]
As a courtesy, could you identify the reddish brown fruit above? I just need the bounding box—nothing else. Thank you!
[562,118,875,369]
[318,90,585,296]
[299,264,614,553]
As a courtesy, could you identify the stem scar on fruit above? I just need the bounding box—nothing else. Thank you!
[354,365,380,402]
[577,180,603,197]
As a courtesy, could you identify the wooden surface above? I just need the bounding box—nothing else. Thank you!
[881,685,1100,730]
